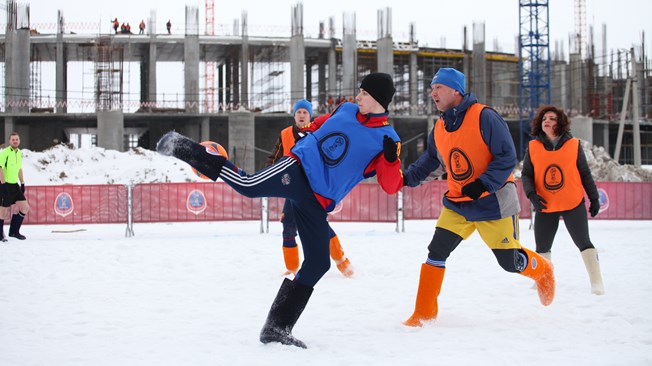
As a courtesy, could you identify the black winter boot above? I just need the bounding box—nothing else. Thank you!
[0,219,6,242]
[156,131,226,181]
[260,278,313,348]
[8,212,26,240]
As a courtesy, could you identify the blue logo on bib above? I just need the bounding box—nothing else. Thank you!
[318,132,349,166]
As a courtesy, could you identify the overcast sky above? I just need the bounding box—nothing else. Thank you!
[22,0,652,53]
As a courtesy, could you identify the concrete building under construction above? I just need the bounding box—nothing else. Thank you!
[1,2,651,171]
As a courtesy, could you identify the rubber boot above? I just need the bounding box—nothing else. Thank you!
[0,219,6,242]
[8,212,26,240]
[156,131,226,181]
[581,248,605,295]
[260,278,313,348]
[520,248,555,306]
[531,252,551,290]
[329,235,354,277]
[403,264,445,327]
[282,245,300,275]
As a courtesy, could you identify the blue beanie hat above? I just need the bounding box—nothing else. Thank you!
[293,99,313,118]
[431,68,465,95]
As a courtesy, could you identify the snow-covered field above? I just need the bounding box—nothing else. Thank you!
[1,219,651,365]
[3,140,649,365]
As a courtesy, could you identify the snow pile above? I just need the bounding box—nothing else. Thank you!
[20,140,651,186]
[22,144,200,186]
[581,140,652,182]
[514,140,652,182]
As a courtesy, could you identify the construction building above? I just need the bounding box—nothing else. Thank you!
[1,2,650,170]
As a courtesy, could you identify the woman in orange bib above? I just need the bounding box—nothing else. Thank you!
[521,105,604,295]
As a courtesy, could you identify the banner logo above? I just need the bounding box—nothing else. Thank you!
[54,192,74,217]
[187,189,207,215]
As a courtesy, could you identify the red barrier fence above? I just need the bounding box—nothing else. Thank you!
[24,185,128,224]
[132,182,260,222]
[22,181,652,226]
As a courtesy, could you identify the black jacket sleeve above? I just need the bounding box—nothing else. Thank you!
[521,147,536,197]
[265,136,284,167]
[576,142,599,201]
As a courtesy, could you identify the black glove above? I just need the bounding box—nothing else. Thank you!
[527,192,547,211]
[21,183,25,194]
[589,198,600,217]
[461,180,487,200]
[382,135,398,163]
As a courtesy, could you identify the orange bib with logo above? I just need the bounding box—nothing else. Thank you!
[528,138,583,212]
[434,103,514,202]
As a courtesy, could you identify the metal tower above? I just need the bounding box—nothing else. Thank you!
[518,0,551,158]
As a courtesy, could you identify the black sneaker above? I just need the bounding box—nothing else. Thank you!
[1,237,7,242]
[9,232,26,240]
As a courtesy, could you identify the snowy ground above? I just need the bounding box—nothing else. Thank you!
[1,219,651,366]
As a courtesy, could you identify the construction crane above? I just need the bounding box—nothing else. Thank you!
[574,0,586,59]
[518,0,551,158]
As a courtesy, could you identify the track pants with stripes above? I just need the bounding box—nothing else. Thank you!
[219,156,331,287]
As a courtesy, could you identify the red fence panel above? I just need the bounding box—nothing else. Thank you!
[24,185,128,224]
[590,182,652,220]
[401,180,652,220]
[267,182,397,222]
[403,180,446,220]
[19,181,652,226]
[132,182,261,222]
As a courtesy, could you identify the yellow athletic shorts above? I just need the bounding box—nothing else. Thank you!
[436,207,522,250]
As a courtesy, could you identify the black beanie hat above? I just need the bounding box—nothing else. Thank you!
[359,72,396,111]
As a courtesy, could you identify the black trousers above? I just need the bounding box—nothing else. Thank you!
[219,157,331,287]
[533,199,595,253]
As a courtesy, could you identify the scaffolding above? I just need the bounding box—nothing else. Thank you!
[95,36,124,111]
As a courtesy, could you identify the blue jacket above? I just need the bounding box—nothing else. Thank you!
[403,93,520,221]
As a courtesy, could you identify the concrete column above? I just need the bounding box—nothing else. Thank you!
[290,34,306,102]
[56,10,67,113]
[569,53,583,114]
[376,38,393,74]
[572,116,593,145]
[409,24,418,115]
[240,13,249,108]
[328,38,337,97]
[97,110,125,151]
[290,4,306,102]
[178,122,201,142]
[342,13,357,99]
[318,58,326,110]
[184,7,200,113]
[218,65,225,109]
[602,123,609,153]
[306,62,313,101]
[4,117,16,142]
[5,29,30,113]
[376,8,393,75]
[228,111,255,173]
[409,52,418,115]
[148,33,158,103]
[551,62,567,109]
[146,10,157,107]
[471,22,486,103]
[201,117,210,141]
